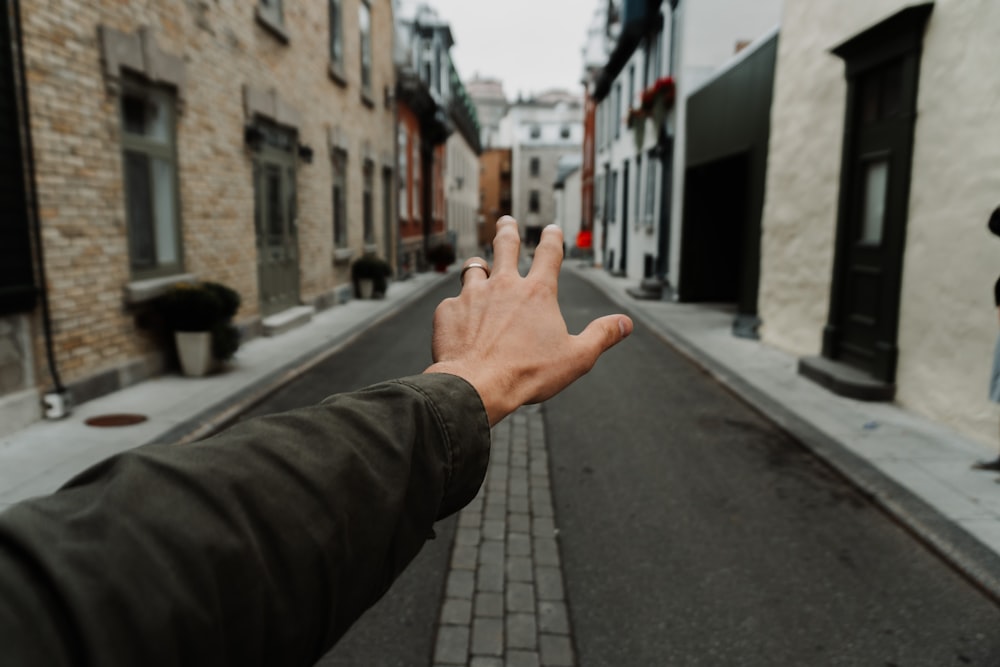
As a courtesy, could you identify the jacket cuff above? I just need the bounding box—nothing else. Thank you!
[393,373,491,518]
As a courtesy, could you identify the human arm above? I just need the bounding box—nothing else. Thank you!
[0,374,489,667]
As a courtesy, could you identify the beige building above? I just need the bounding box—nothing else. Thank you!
[759,0,1000,447]
[0,0,396,434]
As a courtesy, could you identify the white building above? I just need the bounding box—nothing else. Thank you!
[498,94,583,245]
[553,156,584,256]
[446,66,482,260]
[590,0,782,284]
[759,0,1000,450]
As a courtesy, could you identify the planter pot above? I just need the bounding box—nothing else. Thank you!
[175,331,213,377]
[358,278,375,299]
[435,263,448,273]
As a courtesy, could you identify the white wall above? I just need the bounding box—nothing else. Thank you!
[759,0,1000,446]
[446,132,480,259]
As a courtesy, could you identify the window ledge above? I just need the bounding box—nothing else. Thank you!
[124,273,197,306]
[360,91,375,109]
[333,248,356,265]
[328,62,348,87]
[255,8,290,44]
[363,243,379,255]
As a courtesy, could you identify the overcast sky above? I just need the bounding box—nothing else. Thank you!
[410,0,598,99]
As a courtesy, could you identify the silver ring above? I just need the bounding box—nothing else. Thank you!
[460,262,490,284]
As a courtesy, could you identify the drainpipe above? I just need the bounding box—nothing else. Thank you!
[11,0,69,418]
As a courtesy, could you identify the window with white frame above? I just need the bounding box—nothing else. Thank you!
[398,127,408,217]
[120,82,182,278]
[530,157,540,177]
[608,170,618,222]
[644,155,657,229]
[332,149,348,248]
[634,156,642,229]
[529,190,540,213]
[329,0,343,72]
[359,2,373,97]
[412,137,421,219]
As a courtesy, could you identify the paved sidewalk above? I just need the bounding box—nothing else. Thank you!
[0,270,450,509]
[570,263,1000,603]
[434,407,575,667]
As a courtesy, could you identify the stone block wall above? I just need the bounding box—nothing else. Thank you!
[18,0,396,405]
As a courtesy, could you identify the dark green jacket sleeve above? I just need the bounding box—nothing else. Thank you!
[0,373,490,667]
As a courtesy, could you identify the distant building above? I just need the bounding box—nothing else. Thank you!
[467,76,509,150]
[394,2,455,271]
[553,156,584,256]
[588,0,781,287]
[446,64,483,260]
[478,148,513,249]
[498,93,584,246]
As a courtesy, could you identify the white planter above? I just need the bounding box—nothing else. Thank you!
[358,278,375,299]
[175,331,213,377]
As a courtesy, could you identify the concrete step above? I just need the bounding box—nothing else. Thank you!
[261,305,316,337]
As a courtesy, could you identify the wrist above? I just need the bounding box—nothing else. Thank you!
[424,362,513,426]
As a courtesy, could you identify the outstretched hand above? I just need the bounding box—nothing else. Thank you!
[425,216,633,426]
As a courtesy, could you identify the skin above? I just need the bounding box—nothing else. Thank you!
[425,216,634,426]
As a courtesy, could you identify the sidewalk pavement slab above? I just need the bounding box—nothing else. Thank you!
[569,263,1000,605]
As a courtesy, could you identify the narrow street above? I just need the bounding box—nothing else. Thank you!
[237,270,1000,666]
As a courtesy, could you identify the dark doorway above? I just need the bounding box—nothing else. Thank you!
[678,152,749,302]
[618,160,629,274]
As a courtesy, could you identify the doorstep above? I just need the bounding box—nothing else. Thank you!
[261,305,316,337]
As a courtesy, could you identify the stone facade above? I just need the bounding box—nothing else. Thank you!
[759,0,1000,445]
[13,0,396,424]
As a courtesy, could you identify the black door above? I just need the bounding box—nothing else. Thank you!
[825,56,920,381]
[619,160,629,274]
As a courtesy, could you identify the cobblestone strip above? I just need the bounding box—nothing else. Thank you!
[433,406,576,667]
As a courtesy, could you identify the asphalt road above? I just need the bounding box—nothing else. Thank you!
[235,268,1000,666]
[546,271,1000,666]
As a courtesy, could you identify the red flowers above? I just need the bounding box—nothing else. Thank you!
[640,76,675,112]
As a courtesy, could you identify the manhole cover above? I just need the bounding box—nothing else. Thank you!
[85,414,148,427]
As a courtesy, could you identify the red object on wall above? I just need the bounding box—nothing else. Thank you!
[576,229,593,249]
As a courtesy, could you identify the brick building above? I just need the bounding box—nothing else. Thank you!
[0,0,397,434]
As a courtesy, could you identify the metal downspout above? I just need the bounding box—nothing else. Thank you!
[11,0,69,417]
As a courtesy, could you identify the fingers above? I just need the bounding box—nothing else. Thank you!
[528,225,564,286]
[573,315,634,370]
[492,216,521,275]
[460,257,491,287]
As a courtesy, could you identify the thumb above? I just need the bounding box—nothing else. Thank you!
[575,314,633,365]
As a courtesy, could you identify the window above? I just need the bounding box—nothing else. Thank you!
[120,83,182,278]
[594,173,604,221]
[529,157,540,177]
[363,160,375,244]
[634,156,642,229]
[359,2,373,97]
[257,0,285,37]
[529,190,540,213]
[412,138,421,219]
[628,65,635,109]
[332,149,348,248]
[398,127,408,217]
[560,125,571,139]
[644,155,657,229]
[529,124,541,139]
[614,83,621,139]
[329,0,343,72]
[608,170,618,222]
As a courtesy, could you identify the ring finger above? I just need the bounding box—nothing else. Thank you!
[460,257,491,287]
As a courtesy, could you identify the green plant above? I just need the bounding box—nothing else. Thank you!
[351,255,392,297]
[155,281,242,359]
[426,243,456,267]
[155,283,224,332]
